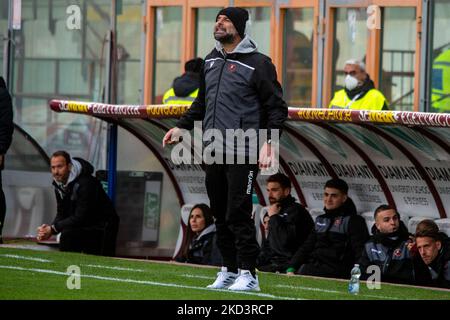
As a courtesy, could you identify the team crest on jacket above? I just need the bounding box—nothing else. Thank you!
[393,249,402,257]
[228,64,237,72]
[334,218,342,226]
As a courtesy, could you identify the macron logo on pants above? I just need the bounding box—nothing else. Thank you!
[246,171,254,195]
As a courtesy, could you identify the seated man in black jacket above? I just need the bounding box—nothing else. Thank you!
[286,178,369,279]
[359,205,416,285]
[37,150,119,256]
[257,173,314,273]
[0,76,14,244]
[414,225,450,289]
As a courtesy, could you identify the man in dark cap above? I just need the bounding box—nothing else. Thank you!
[0,76,13,244]
[163,7,287,291]
[163,58,204,105]
[286,178,369,279]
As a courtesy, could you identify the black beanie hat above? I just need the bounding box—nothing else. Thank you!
[216,7,249,38]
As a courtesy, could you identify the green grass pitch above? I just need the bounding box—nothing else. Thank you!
[0,247,449,300]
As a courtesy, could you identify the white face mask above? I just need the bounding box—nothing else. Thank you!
[344,74,359,91]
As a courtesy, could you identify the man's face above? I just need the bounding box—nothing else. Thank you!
[51,156,71,184]
[267,182,290,205]
[214,15,239,43]
[416,236,441,265]
[375,209,399,233]
[344,63,367,85]
[323,187,347,210]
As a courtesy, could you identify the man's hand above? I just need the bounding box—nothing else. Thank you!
[162,127,182,147]
[267,203,281,217]
[258,141,273,169]
[259,141,278,175]
[36,224,52,241]
[286,272,295,276]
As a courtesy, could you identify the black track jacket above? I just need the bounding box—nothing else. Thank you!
[176,35,287,156]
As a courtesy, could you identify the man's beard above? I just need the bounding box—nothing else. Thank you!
[268,197,279,205]
[214,32,235,44]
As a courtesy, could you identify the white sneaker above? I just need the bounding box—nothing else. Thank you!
[207,267,239,289]
[228,270,260,291]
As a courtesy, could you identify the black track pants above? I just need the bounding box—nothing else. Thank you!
[205,164,260,270]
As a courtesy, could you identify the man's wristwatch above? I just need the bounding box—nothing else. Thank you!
[267,139,272,144]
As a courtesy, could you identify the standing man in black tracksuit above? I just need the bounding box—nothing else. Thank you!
[37,150,119,256]
[257,173,314,273]
[163,7,287,291]
[286,178,369,279]
[0,77,14,244]
[359,205,416,285]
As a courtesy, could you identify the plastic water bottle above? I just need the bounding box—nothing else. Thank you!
[348,264,361,295]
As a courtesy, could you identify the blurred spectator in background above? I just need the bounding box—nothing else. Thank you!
[431,48,450,112]
[359,205,416,285]
[329,59,389,110]
[0,76,14,244]
[163,58,204,105]
[175,203,222,266]
[257,173,313,273]
[37,151,119,256]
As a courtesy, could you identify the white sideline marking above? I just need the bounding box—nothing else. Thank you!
[0,265,301,300]
[0,254,51,263]
[276,284,400,300]
[82,264,146,272]
[181,274,215,280]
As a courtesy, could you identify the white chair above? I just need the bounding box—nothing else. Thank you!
[361,211,375,235]
[408,216,432,234]
[398,212,410,229]
[252,204,263,246]
[172,204,194,259]
[435,218,450,237]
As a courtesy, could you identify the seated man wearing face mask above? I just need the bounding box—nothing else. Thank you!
[329,59,389,110]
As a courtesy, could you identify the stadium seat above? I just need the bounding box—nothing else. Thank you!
[172,204,194,259]
[252,204,263,246]
[361,211,375,235]
[435,218,450,237]
[397,212,410,229]
[408,216,433,234]
[308,207,324,222]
